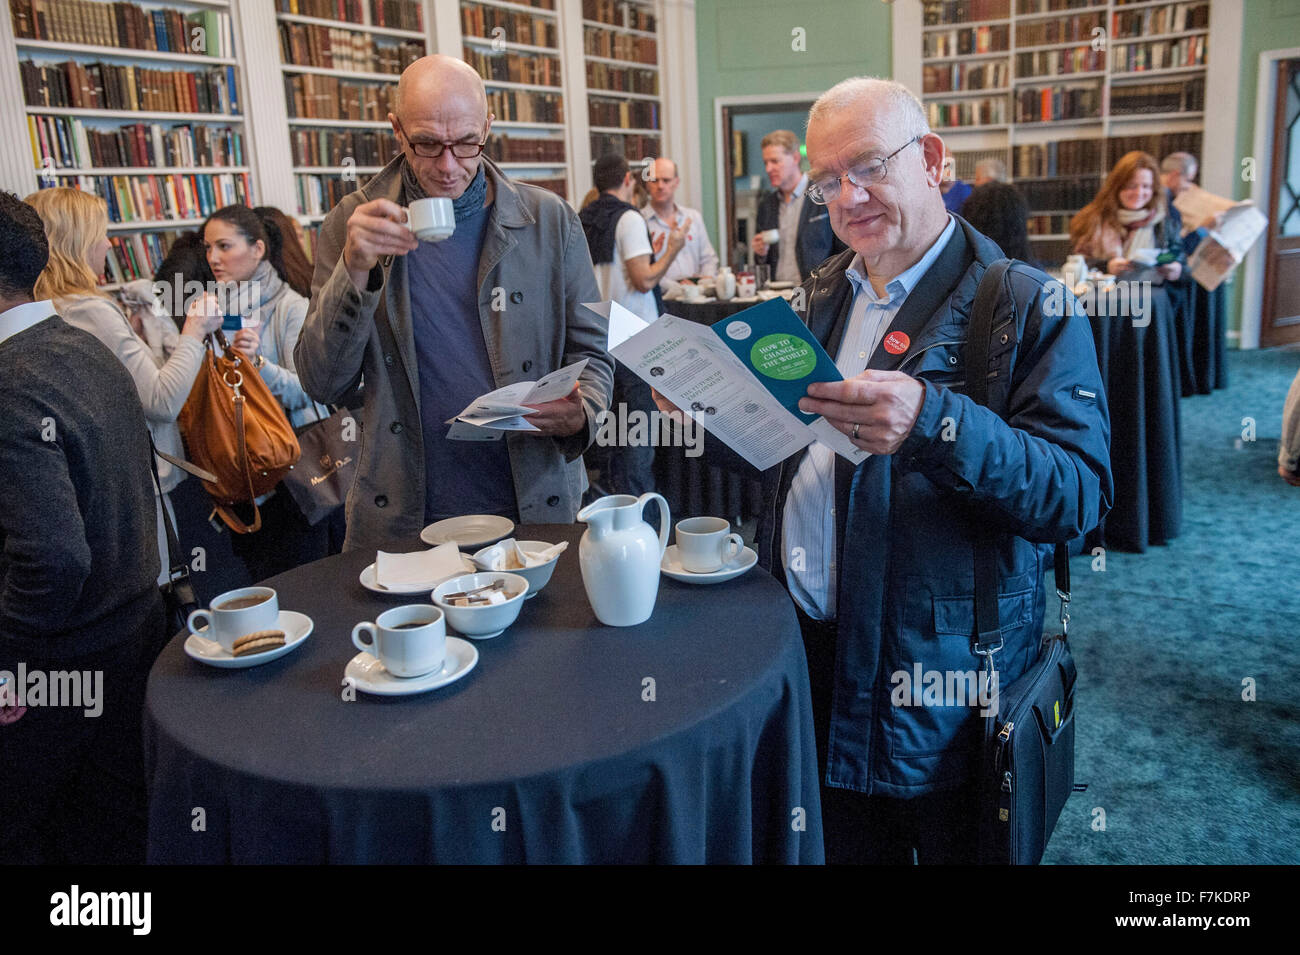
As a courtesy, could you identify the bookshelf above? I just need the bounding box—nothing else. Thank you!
[456,0,569,199]
[4,0,255,286]
[273,0,426,227]
[911,0,1215,267]
[582,0,663,180]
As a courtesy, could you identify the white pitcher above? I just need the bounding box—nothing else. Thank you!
[716,266,736,301]
[576,492,670,627]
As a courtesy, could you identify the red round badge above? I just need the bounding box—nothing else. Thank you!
[883,330,910,355]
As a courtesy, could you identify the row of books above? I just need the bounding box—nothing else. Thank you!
[589,99,658,130]
[1112,2,1209,40]
[51,171,252,223]
[514,176,566,200]
[277,23,423,75]
[1104,131,1201,169]
[583,0,654,33]
[1016,85,1102,123]
[460,3,558,49]
[487,89,564,124]
[586,62,658,96]
[485,133,565,164]
[583,26,656,65]
[296,174,360,217]
[1015,11,1103,48]
[927,97,1007,128]
[1026,214,1072,236]
[590,131,659,161]
[1015,46,1105,78]
[463,48,562,88]
[1111,36,1207,73]
[20,60,241,115]
[922,0,1010,26]
[103,230,180,285]
[284,73,396,122]
[923,25,1009,58]
[10,1,235,58]
[276,0,423,33]
[1017,0,1098,14]
[923,61,1009,94]
[291,127,399,168]
[1013,138,1104,177]
[29,116,244,171]
[1110,77,1205,115]
[1015,177,1102,211]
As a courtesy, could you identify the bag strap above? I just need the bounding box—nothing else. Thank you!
[208,336,264,535]
[965,259,1073,661]
[147,434,190,587]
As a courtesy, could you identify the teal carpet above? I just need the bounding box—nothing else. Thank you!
[1043,347,1300,864]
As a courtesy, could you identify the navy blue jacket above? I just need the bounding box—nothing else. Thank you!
[755,186,846,281]
[744,216,1113,796]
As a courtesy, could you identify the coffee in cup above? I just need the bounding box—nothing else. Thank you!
[352,604,446,678]
[188,586,279,652]
[675,517,744,573]
[406,197,455,242]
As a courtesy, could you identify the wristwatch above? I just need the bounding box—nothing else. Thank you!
[254,354,265,369]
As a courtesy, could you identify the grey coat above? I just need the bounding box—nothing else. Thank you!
[295,156,612,552]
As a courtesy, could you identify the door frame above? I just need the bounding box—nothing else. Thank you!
[713,92,823,270]
[1242,46,1300,350]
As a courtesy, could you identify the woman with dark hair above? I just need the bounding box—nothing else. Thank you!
[153,230,214,329]
[960,182,1038,267]
[1069,150,1184,282]
[199,204,331,581]
[254,205,313,298]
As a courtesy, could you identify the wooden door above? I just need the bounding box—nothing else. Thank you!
[1261,59,1300,347]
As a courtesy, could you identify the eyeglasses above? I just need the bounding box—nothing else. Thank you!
[395,118,488,159]
[807,137,921,205]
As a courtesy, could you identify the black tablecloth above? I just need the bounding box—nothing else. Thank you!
[1168,280,1229,397]
[144,524,823,864]
[1086,284,1183,553]
[656,298,766,523]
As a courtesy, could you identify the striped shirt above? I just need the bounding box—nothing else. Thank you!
[781,215,955,620]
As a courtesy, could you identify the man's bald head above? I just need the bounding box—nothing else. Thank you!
[391,56,493,200]
[396,55,487,122]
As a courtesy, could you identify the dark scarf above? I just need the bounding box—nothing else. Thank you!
[578,192,641,266]
[401,160,489,222]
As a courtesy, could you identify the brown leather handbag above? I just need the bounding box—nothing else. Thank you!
[178,331,300,534]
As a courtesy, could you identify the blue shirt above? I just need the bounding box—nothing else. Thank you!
[782,215,956,620]
[943,180,972,213]
[407,203,518,522]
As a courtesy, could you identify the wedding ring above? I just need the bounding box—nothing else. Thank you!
[852,422,861,440]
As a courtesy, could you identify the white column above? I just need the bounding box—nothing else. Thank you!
[237,0,296,214]
[658,0,699,210]
[429,0,462,57]
[558,0,591,204]
[0,7,38,196]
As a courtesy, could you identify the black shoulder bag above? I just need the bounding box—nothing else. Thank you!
[148,437,201,637]
[966,259,1082,865]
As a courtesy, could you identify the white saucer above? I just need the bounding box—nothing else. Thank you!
[343,637,478,696]
[359,553,475,595]
[420,515,515,548]
[766,281,796,290]
[184,610,313,668]
[660,545,758,584]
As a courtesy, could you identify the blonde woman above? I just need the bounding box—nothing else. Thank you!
[25,187,221,585]
[1069,151,1184,282]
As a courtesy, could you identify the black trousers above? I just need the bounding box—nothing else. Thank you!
[0,594,166,864]
[796,603,978,864]
[228,486,330,585]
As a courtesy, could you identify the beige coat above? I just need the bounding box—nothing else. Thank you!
[295,157,612,552]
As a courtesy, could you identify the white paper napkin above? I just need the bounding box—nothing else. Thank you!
[376,542,464,588]
[472,538,568,571]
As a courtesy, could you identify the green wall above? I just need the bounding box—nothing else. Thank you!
[1230,0,1300,338]
[693,0,893,243]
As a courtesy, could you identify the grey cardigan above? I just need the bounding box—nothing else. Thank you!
[295,156,612,552]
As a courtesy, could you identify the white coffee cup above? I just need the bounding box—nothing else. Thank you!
[352,604,446,678]
[736,273,756,298]
[406,197,455,242]
[761,228,780,246]
[682,283,705,302]
[675,517,744,573]
[188,586,279,653]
